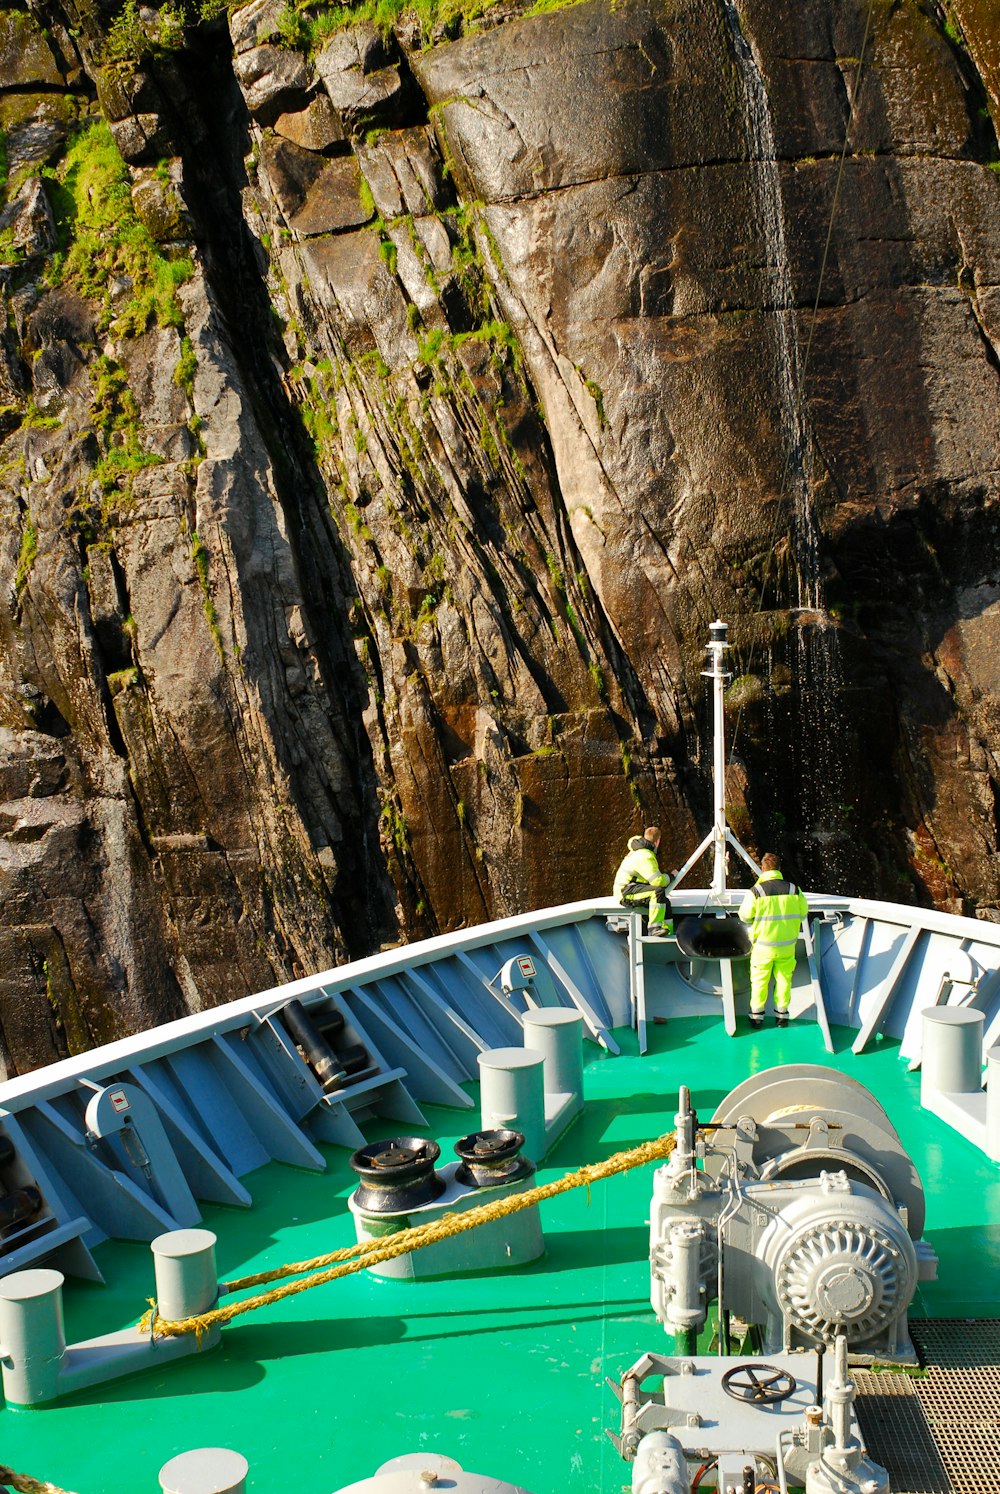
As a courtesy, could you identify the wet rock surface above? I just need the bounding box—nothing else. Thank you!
[0,0,999,1071]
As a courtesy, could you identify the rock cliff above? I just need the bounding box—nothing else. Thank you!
[0,0,999,1072]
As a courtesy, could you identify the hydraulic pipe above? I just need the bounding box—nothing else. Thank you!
[620,1370,642,1461]
[775,1432,791,1494]
[673,1086,695,1170]
[827,1336,853,1451]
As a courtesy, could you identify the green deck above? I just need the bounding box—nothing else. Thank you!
[6,1017,1000,1494]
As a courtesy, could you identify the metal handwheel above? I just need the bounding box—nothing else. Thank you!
[721,1363,797,1404]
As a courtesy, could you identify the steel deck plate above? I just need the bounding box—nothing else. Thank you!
[3,1017,999,1494]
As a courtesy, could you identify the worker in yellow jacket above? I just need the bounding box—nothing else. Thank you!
[612,826,673,936]
[739,853,808,1027]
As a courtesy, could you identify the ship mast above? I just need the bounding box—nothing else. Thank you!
[671,620,760,894]
[707,619,729,893]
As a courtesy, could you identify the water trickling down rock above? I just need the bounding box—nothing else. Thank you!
[0,0,999,1071]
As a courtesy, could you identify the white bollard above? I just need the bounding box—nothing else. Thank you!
[159,1448,249,1494]
[478,1047,546,1163]
[151,1229,219,1324]
[522,1008,584,1109]
[987,1046,1000,1164]
[921,1007,984,1099]
[0,1268,66,1406]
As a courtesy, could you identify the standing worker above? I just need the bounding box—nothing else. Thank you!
[739,853,808,1027]
[612,826,673,936]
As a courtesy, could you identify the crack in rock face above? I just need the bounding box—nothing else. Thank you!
[0,0,999,1071]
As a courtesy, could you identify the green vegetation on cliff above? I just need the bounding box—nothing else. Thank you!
[273,0,587,47]
[88,353,164,507]
[104,0,228,63]
[48,120,192,335]
[14,515,37,597]
[190,526,225,656]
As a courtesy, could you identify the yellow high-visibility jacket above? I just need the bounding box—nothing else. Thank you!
[738,869,808,953]
[613,838,668,902]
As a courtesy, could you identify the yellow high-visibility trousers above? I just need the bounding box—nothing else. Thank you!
[622,885,669,928]
[749,948,796,1013]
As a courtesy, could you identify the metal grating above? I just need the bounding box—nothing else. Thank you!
[854,1370,950,1492]
[855,1321,1000,1494]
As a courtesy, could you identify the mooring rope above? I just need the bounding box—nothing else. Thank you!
[138,1131,677,1341]
[0,1466,79,1494]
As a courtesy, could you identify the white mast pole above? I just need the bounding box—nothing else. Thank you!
[705,620,730,894]
[670,619,759,893]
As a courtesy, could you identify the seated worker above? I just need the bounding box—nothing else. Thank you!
[612,826,673,936]
[738,852,808,1027]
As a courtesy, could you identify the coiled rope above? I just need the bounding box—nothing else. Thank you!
[0,1466,78,1494]
[138,1130,677,1341]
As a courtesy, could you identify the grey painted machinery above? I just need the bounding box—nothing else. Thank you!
[610,1334,889,1494]
[649,1066,937,1363]
[606,1065,934,1494]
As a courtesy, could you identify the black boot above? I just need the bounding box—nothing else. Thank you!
[748,1011,764,1029]
[775,1011,789,1028]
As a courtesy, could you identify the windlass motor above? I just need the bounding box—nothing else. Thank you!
[648,1066,937,1362]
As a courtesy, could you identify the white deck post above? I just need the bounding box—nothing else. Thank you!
[0,1267,66,1405]
[986,1046,1000,1163]
[921,1007,985,1100]
[522,1009,584,1113]
[159,1449,249,1494]
[152,1228,220,1325]
[477,1048,546,1163]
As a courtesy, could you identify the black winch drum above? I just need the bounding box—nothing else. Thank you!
[349,1137,446,1212]
[454,1129,534,1189]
